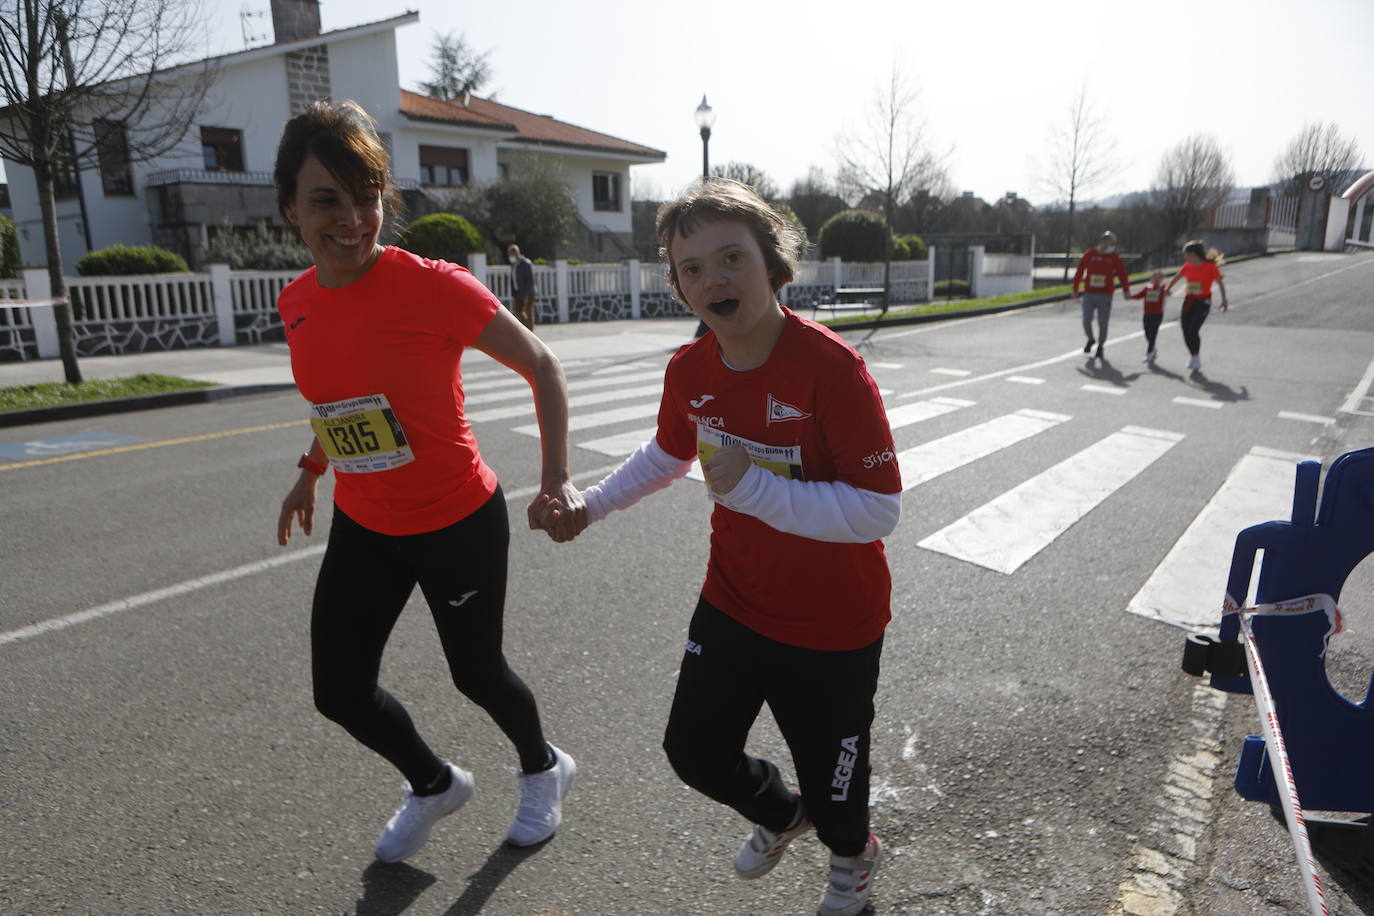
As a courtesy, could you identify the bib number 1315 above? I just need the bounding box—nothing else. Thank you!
[309,393,414,473]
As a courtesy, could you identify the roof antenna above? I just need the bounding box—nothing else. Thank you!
[240,5,270,47]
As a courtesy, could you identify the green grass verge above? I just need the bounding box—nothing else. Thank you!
[0,373,216,412]
[820,269,1166,328]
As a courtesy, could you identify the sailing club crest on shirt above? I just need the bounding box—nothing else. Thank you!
[766,393,811,425]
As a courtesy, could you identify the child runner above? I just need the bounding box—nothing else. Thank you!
[273,100,580,863]
[1127,270,1170,363]
[540,178,901,915]
[1072,230,1131,360]
[1166,240,1229,371]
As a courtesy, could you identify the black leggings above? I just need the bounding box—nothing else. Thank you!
[1180,298,1211,356]
[662,598,882,857]
[1143,313,1162,352]
[311,487,549,785]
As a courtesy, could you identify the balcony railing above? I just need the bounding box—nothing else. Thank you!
[144,169,421,190]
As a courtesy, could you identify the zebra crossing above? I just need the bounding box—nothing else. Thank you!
[467,354,1315,632]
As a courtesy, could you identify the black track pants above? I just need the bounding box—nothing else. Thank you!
[310,486,549,784]
[662,598,882,857]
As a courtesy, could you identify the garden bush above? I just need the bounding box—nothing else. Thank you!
[0,215,19,278]
[75,244,188,276]
[895,233,928,260]
[204,223,313,270]
[396,213,486,263]
[818,210,890,262]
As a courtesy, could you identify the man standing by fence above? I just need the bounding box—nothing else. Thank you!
[508,245,536,331]
[1072,230,1130,361]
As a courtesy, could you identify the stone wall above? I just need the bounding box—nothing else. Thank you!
[286,46,332,115]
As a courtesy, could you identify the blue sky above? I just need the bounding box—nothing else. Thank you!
[11,0,1372,206]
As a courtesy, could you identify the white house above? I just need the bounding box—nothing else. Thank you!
[3,0,665,271]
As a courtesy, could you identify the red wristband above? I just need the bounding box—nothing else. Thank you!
[297,453,327,476]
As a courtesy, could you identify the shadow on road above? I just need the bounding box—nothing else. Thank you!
[1076,356,1140,387]
[1188,370,1250,403]
[1299,815,1374,911]
[1146,361,1186,382]
[354,860,437,916]
[440,840,550,915]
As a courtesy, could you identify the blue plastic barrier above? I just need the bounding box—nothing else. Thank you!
[1182,446,1374,813]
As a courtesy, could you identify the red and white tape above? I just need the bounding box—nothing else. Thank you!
[1237,600,1329,916]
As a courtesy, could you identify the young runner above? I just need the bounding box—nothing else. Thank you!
[1127,270,1170,363]
[539,178,901,915]
[272,100,580,863]
[1166,240,1229,371]
[1072,230,1132,360]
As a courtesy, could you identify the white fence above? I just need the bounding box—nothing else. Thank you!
[1,245,1033,362]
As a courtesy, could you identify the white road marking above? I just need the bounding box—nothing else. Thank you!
[469,382,663,423]
[884,397,976,431]
[514,401,663,437]
[868,361,905,369]
[1277,410,1335,426]
[1126,446,1316,630]
[1007,376,1045,385]
[465,366,663,406]
[1172,396,1223,410]
[1339,352,1374,415]
[1082,384,1127,396]
[578,426,658,457]
[898,409,1070,492]
[919,426,1184,574]
[931,367,972,377]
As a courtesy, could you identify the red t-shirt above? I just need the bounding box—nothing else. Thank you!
[1131,282,1168,316]
[1178,261,1222,299]
[1073,247,1130,295]
[278,246,500,535]
[655,310,901,651]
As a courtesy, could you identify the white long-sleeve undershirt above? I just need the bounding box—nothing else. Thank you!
[583,437,902,544]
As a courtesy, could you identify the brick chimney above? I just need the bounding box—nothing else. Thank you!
[271,0,321,43]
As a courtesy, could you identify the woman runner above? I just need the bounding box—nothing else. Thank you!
[1166,240,1229,371]
[273,100,580,863]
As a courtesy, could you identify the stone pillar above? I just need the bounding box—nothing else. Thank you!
[1296,184,1332,251]
[22,268,59,359]
[926,246,935,302]
[969,246,986,299]
[555,260,570,324]
[208,264,235,346]
[628,259,641,319]
[467,251,488,286]
[830,256,843,291]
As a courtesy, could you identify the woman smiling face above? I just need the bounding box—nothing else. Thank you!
[283,153,384,288]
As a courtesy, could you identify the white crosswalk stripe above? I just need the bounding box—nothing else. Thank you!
[919,425,1185,574]
[514,401,663,438]
[578,426,658,457]
[465,365,664,406]
[897,409,1070,492]
[1126,446,1317,630]
[469,383,664,424]
[884,397,975,431]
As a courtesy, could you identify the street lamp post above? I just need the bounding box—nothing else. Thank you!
[694,95,715,180]
[691,95,716,339]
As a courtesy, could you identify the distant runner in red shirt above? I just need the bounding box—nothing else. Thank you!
[536,178,899,916]
[1072,230,1131,361]
[1127,270,1170,364]
[1166,240,1229,372]
[272,100,581,865]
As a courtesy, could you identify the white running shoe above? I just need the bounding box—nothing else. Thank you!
[374,763,474,863]
[818,833,882,916]
[1143,349,1156,364]
[507,744,576,846]
[734,799,813,879]
[1187,356,1201,370]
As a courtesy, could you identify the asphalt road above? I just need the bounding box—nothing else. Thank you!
[3,251,1374,915]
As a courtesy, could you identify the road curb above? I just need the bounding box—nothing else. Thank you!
[0,382,298,429]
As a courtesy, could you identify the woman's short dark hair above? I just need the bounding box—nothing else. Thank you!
[273,100,401,234]
[656,178,805,301]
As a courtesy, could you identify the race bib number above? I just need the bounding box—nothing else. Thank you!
[1146,290,1163,303]
[1187,281,1203,295]
[309,394,414,474]
[1088,273,1106,287]
[697,426,805,495]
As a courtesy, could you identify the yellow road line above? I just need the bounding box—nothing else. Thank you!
[0,419,308,471]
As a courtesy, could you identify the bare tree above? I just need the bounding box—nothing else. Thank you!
[0,0,212,383]
[1153,134,1235,247]
[786,166,847,240]
[710,161,780,202]
[1036,85,1121,281]
[417,31,492,101]
[1271,122,1364,195]
[835,62,946,312]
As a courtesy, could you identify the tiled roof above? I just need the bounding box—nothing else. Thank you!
[399,90,665,161]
